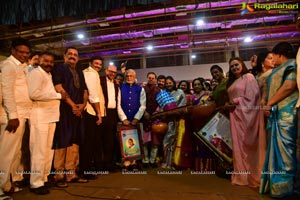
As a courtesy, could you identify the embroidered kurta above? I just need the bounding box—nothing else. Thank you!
[51,63,87,149]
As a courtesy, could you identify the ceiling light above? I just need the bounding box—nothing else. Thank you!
[109,62,114,65]
[146,45,153,51]
[191,54,196,59]
[196,19,205,26]
[77,33,84,39]
[244,36,253,43]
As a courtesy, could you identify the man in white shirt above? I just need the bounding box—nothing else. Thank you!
[99,65,120,171]
[0,53,12,200]
[80,57,105,179]
[27,52,65,195]
[0,38,32,194]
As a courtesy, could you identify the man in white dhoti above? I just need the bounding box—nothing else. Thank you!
[27,52,65,195]
[0,38,32,195]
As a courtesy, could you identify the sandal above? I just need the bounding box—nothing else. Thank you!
[4,186,23,194]
[0,194,13,200]
[55,180,68,188]
[66,177,88,183]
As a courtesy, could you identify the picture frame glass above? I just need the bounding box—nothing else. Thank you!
[120,127,142,160]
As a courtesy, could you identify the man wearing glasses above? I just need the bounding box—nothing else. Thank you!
[0,38,32,198]
[98,64,120,172]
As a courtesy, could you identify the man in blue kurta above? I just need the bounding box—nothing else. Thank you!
[117,69,146,170]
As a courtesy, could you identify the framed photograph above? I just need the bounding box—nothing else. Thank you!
[117,123,143,161]
[194,112,233,164]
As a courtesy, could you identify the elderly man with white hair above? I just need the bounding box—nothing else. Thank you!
[117,69,146,170]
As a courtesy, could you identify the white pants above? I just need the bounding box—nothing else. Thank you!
[30,123,56,188]
[0,118,26,191]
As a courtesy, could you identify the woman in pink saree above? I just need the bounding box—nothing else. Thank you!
[226,57,266,188]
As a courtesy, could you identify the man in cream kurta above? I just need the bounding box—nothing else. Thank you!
[80,57,105,178]
[27,52,64,194]
[0,38,32,193]
[0,53,13,200]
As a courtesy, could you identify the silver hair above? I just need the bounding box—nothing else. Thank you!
[125,69,136,77]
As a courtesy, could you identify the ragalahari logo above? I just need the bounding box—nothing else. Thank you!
[241,2,255,15]
[240,2,298,15]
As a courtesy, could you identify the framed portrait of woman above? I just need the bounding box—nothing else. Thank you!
[194,112,233,164]
[117,123,143,161]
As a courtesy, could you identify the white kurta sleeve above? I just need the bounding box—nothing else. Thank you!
[134,88,146,120]
[83,70,100,103]
[27,69,61,101]
[1,60,18,119]
[117,88,127,121]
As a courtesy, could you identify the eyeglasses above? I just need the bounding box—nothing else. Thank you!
[230,63,240,68]
[108,70,117,74]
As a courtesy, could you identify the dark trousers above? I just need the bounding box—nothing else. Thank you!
[100,109,118,170]
[79,111,102,174]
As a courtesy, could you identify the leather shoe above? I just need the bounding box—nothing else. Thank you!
[150,162,158,168]
[30,186,49,195]
[14,179,29,187]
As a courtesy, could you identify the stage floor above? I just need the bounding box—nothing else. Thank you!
[10,168,296,200]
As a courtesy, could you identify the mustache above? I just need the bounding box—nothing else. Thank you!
[43,65,53,68]
[69,57,76,61]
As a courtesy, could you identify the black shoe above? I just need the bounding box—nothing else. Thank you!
[44,181,56,188]
[150,162,158,168]
[142,162,150,168]
[30,186,49,195]
[14,179,30,187]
